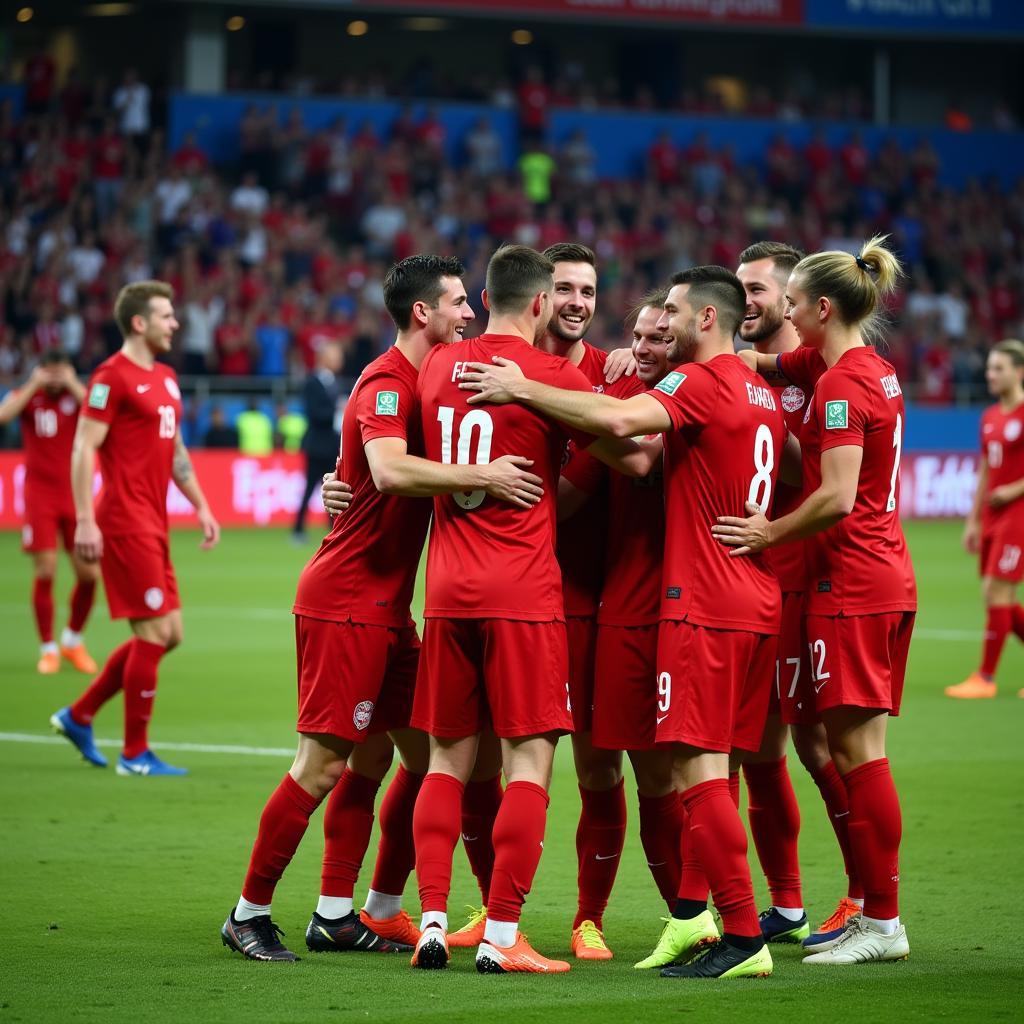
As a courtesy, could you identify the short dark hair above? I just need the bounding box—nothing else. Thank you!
[737,241,805,280]
[39,348,71,367]
[669,266,747,337]
[485,244,554,315]
[543,242,596,268]
[114,280,174,337]
[625,287,669,327]
[382,254,466,331]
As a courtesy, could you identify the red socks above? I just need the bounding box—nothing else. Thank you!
[681,779,760,938]
[1010,604,1024,642]
[573,779,627,929]
[843,758,901,920]
[981,605,1012,677]
[32,576,54,643]
[122,638,166,759]
[638,790,683,907]
[414,773,464,913]
[677,804,711,904]
[488,780,550,925]
[743,758,803,909]
[242,773,323,905]
[68,579,97,633]
[369,765,423,896]
[810,759,863,899]
[70,640,134,724]
[461,775,503,903]
[320,769,382,898]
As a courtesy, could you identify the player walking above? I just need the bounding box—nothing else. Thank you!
[50,281,220,776]
[946,339,1024,700]
[714,237,916,965]
[0,349,99,674]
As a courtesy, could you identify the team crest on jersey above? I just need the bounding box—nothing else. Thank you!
[375,391,399,416]
[824,400,848,430]
[1005,419,1022,442]
[88,383,110,410]
[144,587,164,610]
[352,700,374,731]
[164,377,181,400]
[59,396,78,416]
[655,371,687,396]
[591,384,605,394]
[781,386,805,413]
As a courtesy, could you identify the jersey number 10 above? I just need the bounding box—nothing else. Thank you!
[437,406,494,510]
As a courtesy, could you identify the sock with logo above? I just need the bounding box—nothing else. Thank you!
[842,758,902,921]
[486,781,550,926]
[573,779,627,930]
[638,789,684,907]
[367,765,423,903]
[320,769,382,901]
[122,638,166,760]
[810,759,863,899]
[461,774,503,903]
[743,758,803,910]
[414,773,464,914]
[241,773,323,906]
[70,640,133,724]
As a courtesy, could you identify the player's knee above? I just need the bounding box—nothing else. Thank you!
[34,556,57,580]
[631,760,673,797]
[349,739,394,781]
[792,727,830,774]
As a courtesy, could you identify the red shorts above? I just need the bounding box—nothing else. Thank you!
[776,591,818,727]
[412,618,573,739]
[567,615,597,733]
[22,496,76,554]
[981,518,1024,583]
[101,532,180,620]
[655,620,776,754]
[295,616,418,740]
[805,612,915,717]
[592,623,659,751]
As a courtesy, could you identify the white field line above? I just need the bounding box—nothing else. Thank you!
[0,732,293,757]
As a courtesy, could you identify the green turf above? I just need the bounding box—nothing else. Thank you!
[1,522,1021,1022]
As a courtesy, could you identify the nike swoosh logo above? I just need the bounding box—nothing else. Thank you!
[594,853,619,861]
[832,811,850,819]
[646,861,666,868]
[140,689,157,698]
[461,834,478,842]
[814,682,827,693]
[136,384,151,393]
[656,715,668,725]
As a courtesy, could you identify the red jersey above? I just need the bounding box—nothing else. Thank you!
[648,353,784,633]
[19,388,79,497]
[562,373,663,627]
[417,333,592,621]
[557,341,609,616]
[293,347,431,628]
[83,353,181,537]
[980,401,1024,530]
[779,345,917,616]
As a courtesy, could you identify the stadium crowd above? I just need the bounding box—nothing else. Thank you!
[0,65,1021,414]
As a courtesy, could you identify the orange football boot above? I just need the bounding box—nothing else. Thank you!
[359,908,420,946]
[37,651,60,674]
[944,673,997,699]
[476,932,570,974]
[447,905,487,948]
[61,643,98,675]
[570,920,613,960]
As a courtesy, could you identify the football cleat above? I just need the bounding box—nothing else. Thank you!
[116,750,188,776]
[759,908,810,944]
[661,940,772,979]
[305,911,411,953]
[634,911,720,969]
[802,919,909,965]
[221,912,299,961]
[803,897,862,953]
[476,932,570,974]
[60,643,98,675]
[37,651,61,674]
[359,908,420,946]
[447,905,487,948]
[571,919,613,960]
[410,924,450,969]
[944,673,997,699]
[50,706,107,767]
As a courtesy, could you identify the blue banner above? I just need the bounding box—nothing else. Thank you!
[806,0,1024,35]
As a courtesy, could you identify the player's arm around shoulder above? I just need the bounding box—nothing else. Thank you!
[172,428,221,550]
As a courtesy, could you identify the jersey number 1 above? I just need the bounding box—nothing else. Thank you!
[437,406,494,510]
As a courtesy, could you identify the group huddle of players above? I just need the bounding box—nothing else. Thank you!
[26,234,934,978]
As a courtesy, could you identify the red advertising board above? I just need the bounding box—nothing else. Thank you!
[0,448,978,530]
[364,0,803,26]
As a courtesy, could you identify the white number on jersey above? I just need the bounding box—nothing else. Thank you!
[776,657,801,700]
[988,440,1004,469]
[747,422,775,513]
[657,671,672,713]
[886,412,902,513]
[33,408,58,438]
[437,406,494,510]
[158,404,176,440]
[808,638,831,693]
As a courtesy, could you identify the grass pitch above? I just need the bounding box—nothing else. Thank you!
[1,521,1021,1022]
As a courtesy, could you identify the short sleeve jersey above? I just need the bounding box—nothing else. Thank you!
[562,373,663,627]
[417,333,594,621]
[647,353,784,634]
[980,401,1024,530]
[20,388,79,498]
[788,345,917,616]
[557,342,609,616]
[83,353,181,537]
[293,346,431,627]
